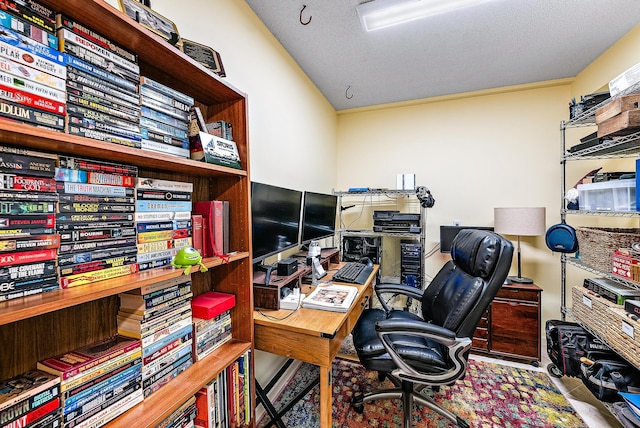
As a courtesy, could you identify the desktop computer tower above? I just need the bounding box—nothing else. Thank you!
[341,235,381,264]
[400,240,422,288]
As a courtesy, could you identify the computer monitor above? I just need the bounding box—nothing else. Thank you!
[300,191,338,245]
[251,181,303,264]
[440,225,494,253]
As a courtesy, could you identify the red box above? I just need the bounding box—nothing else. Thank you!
[612,250,638,279]
[191,291,236,320]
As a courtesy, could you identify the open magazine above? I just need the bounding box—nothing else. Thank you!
[302,284,358,312]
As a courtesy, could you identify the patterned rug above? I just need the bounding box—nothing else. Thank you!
[257,357,587,428]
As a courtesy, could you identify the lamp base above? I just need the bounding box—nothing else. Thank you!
[506,275,534,284]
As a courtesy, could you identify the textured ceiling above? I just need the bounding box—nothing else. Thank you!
[244,0,640,111]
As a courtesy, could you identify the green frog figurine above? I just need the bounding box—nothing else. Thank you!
[171,247,208,275]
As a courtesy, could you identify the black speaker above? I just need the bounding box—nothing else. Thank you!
[277,258,298,276]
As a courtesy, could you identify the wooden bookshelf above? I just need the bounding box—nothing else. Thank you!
[0,0,255,426]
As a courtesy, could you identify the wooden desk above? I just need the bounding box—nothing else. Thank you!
[253,262,378,428]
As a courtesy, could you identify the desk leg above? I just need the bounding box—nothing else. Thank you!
[319,364,332,428]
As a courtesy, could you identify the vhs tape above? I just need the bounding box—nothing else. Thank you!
[0,213,54,228]
[0,174,56,192]
[60,227,136,242]
[0,56,65,91]
[0,151,56,178]
[0,234,60,252]
[0,82,65,114]
[140,140,189,159]
[0,260,56,280]
[139,76,194,107]
[67,125,142,149]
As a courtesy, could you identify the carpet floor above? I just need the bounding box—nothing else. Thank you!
[257,356,587,427]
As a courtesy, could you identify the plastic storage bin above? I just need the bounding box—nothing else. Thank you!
[577,178,636,211]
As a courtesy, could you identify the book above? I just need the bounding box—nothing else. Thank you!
[302,284,358,312]
[0,370,60,411]
[36,336,141,380]
[191,291,236,320]
[191,214,204,254]
[193,200,227,258]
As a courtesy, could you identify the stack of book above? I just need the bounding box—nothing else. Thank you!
[193,200,230,259]
[0,0,65,131]
[56,155,139,288]
[0,369,61,428]
[117,276,194,397]
[58,14,142,149]
[139,76,193,159]
[0,145,60,301]
[194,351,251,428]
[191,291,235,361]
[36,335,143,428]
[135,177,194,271]
[156,395,198,428]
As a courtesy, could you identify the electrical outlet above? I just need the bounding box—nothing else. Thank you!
[453,220,461,226]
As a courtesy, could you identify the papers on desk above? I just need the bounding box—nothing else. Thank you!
[302,284,358,312]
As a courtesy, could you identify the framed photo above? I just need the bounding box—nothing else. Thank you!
[181,38,226,77]
[117,0,180,44]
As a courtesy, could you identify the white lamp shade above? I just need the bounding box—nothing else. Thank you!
[494,207,546,237]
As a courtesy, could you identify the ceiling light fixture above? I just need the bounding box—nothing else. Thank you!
[357,0,491,31]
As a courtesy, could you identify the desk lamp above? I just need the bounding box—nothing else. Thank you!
[494,207,546,284]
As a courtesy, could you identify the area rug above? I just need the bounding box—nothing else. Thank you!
[257,357,587,428]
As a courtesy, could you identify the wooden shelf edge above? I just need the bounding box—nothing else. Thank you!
[0,123,247,178]
[0,252,249,326]
[104,340,252,428]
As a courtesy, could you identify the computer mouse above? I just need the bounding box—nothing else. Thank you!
[360,257,373,267]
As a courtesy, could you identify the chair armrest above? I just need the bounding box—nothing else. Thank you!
[375,318,472,385]
[374,283,424,312]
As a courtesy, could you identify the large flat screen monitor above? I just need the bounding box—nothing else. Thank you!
[251,181,303,264]
[440,225,494,253]
[300,191,338,245]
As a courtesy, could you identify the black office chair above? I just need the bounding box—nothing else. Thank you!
[351,229,513,428]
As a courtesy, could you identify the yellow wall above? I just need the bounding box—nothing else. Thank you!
[105,0,640,388]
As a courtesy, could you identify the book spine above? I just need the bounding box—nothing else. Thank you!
[140,128,189,148]
[58,194,134,204]
[0,83,65,114]
[65,84,140,116]
[135,177,193,192]
[137,229,190,243]
[58,246,138,267]
[70,388,143,428]
[0,68,65,102]
[0,227,55,237]
[0,0,55,26]
[0,40,63,79]
[58,203,135,213]
[59,255,138,277]
[140,140,189,158]
[134,211,191,222]
[142,334,189,366]
[58,350,142,393]
[0,25,63,64]
[0,260,56,280]
[137,257,171,272]
[136,219,191,232]
[0,174,56,192]
[0,282,57,301]
[65,70,140,106]
[66,115,142,142]
[0,99,64,129]
[136,248,178,264]
[140,315,192,348]
[56,212,134,223]
[0,190,59,202]
[0,384,59,425]
[58,156,138,176]
[60,263,139,288]
[140,86,191,112]
[66,95,139,124]
[140,95,190,120]
[142,341,192,381]
[64,54,137,93]
[58,28,139,74]
[135,200,192,212]
[0,234,59,251]
[191,214,203,255]
[56,14,137,63]
[139,76,194,106]
[0,56,65,91]
[142,326,192,358]
[0,10,57,49]
[0,214,55,228]
[56,182,133,197]
[63,365,141,411]
[0,150,57,178]
[67,125,141,149]
[136,239,174,254]
[64,377,141,425]
[0,200,55,215]
[1,397,59,428]
[140,106,189,130]
[136,189,192,201]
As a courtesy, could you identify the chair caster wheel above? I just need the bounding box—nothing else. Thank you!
[547,363,563,378]
[353,393,364,414]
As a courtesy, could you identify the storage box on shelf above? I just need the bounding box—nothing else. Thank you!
[606,307,640,368]
[575,227,640,274]
[577,178,636,212]
[0,1,254,427]
[572,286,620,338]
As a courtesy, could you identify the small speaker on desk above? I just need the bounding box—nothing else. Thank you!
[277,258,298,276]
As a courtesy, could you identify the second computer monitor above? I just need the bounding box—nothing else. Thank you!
[300,191,338,245]
[440,225,494,253]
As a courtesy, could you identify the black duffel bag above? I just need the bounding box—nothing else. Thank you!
[545,320,609,378]
[580,358,640,402]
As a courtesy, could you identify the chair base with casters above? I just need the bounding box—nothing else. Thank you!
[351,229,513,428]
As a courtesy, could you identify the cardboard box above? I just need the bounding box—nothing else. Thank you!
[612,250,638,279]
[191,291,236,320]
[596,94,640,124]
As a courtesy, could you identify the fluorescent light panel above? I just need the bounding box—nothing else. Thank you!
[357,0,491,31]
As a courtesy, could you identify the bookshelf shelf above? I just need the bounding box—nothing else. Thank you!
[0,0,255,426]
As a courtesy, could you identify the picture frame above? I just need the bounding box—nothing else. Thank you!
[117,0,180,45]
[181,38,226,77]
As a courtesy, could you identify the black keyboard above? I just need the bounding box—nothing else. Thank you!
[333,262,373,284]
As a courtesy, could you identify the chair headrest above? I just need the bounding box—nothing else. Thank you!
[451,229,502,278]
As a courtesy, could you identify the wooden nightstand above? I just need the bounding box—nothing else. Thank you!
[472,283,542,364]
